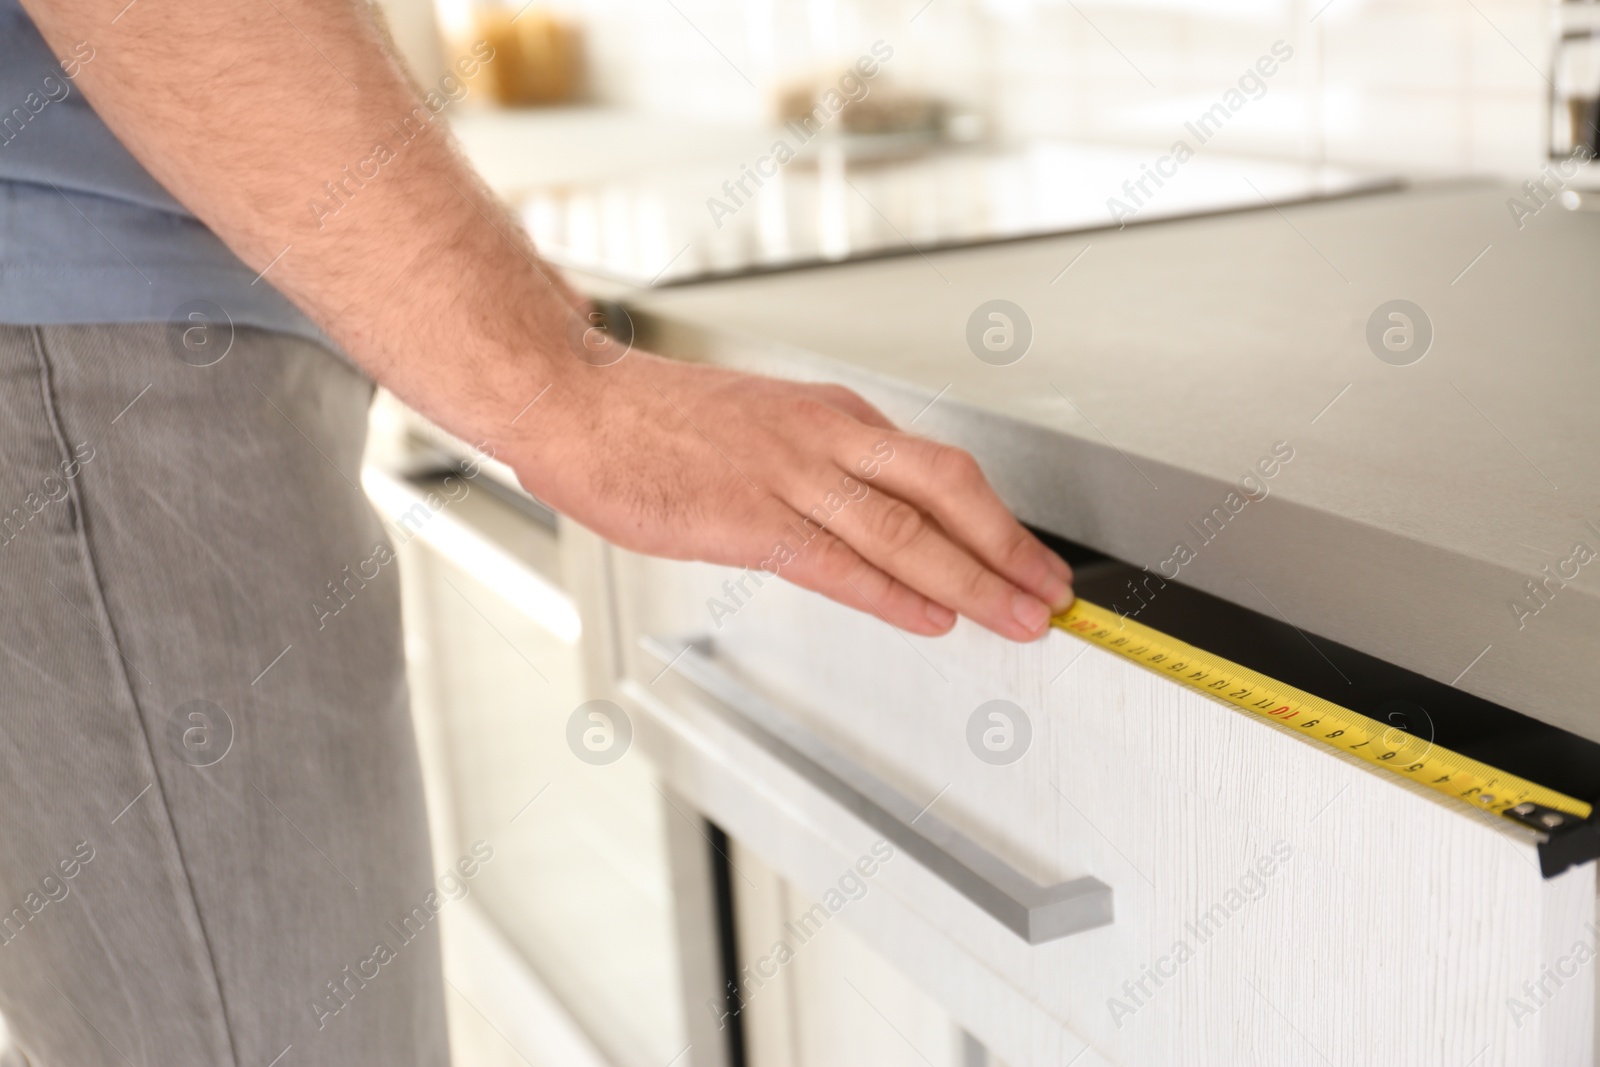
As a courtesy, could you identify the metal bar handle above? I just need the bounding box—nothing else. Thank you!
[640,635,1114,945]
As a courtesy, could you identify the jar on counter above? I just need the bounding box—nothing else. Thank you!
[435,0,581,106]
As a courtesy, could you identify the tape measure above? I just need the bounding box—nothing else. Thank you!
[1052,599,1592,824]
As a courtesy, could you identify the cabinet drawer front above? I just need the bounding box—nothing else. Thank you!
[639,633,1114,944]
[614,552,1595,1067]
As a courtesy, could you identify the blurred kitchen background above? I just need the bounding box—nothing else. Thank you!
[354,0,1599,1065]
[372,0,1597,291]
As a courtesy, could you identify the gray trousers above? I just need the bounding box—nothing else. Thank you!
[0,325,446,1066]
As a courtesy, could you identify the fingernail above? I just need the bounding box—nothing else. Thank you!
[1040,574,1075,613]
[925,601,956,630]
[1011,591,1049,634]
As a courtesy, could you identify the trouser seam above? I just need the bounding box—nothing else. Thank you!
[27,326,244,1067]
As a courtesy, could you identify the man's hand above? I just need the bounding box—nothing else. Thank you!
[518,352,1073,640]
[22,0,1072,640]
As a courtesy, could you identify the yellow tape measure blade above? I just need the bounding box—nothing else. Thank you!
[1052,599,1591,822]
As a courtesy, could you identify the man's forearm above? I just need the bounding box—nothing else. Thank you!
[23,0,571,451]
[23,0,1077,642]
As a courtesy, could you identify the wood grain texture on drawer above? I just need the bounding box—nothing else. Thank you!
[665,567,1599,1067]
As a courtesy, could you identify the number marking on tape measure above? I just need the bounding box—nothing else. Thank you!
[1052,599,1591,822]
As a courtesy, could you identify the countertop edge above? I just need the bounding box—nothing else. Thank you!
[626,305,1599,742]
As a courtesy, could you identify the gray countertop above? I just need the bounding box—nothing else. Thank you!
[613,183,1600,741]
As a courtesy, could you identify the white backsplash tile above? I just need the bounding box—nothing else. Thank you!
[528,0,1563,175]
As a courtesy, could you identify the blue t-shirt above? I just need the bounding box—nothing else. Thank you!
[0,0,322,342]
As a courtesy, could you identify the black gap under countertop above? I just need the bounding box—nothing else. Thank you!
[1032,527,1600,809]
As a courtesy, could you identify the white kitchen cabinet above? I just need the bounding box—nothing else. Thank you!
[364,179,1600,1066]
[369,396,1598,1067]
[731,839,982,1067]
[371,465,731,1067]
[599,540,1597,1067]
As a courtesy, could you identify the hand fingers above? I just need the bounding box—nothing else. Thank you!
[803,382,896,430]
[818,478,1054,641]
[755,504,956,637]
[853,433,1072,611]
